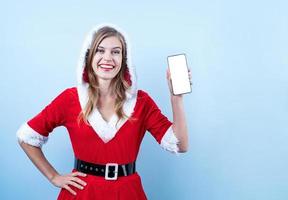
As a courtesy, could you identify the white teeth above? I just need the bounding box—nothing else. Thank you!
[99,65,114,69]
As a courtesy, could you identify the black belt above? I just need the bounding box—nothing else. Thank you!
[74,158,136,180]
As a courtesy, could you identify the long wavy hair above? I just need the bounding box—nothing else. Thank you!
[77,26,131,126]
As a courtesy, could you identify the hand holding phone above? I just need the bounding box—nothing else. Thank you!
[167,54,192,95]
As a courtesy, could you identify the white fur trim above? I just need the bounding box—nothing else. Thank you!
[88,92,138,143]
[76,23,138,142]
[160,125,180,154]
[16,123,48,148]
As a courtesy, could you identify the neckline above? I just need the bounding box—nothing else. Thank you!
[86,91,139,144]
[90,115,131,145]
[97,109,117,124]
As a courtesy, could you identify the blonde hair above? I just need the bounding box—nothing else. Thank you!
[78,26,131,126]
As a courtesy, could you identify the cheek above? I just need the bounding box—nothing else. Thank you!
[115,56,123,66]
[92,56,101,68]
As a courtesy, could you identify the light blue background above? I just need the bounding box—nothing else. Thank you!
[1,0,287,199]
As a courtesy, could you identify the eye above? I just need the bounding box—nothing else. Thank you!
[112,50,120,55]
[96,48,104,54]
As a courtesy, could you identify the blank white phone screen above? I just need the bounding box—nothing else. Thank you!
[167,54,191,95]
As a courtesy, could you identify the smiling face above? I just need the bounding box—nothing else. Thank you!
[92,36,123,81]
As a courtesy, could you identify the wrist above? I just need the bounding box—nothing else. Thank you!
[48,172,59,183]
[170,94,183,101]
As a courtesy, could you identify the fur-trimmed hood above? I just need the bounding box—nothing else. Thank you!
[77,23,137,108]
[76,23,138,143]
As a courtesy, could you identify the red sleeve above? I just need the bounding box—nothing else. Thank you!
[27,88,72,137]
[142,91,173,144]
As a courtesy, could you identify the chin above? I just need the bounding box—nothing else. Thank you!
[96,74,117,81]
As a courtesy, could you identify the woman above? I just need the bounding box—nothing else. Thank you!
[17,23,191,200]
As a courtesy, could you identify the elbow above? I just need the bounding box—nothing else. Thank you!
[178,149,188,153]
[177,143,189,153]
[18,139,28,150]
[18,139,31,148]
[178,148,188,153]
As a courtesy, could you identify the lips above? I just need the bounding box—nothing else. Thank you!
[98,64,115,72]
[99,63,114,69]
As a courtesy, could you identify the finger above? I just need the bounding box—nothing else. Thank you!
[71,177,87,187]
[68,180,84,190]
[64,185,77,196]
[74,171,87,177]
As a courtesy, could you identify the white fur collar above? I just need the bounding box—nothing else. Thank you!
[88,92,137,143]
[76,23,138,143]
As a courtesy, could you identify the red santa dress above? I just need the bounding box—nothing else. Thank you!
[16,23,179,200]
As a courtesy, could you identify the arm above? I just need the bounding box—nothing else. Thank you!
[16,89,87,195]
[167,68,192,153]
[170,96,189,152]
[18,140,87,196]
[18,140,59,182]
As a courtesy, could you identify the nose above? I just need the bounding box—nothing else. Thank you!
[103,51,112,61]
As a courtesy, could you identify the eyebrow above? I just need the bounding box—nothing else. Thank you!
[98,46,122,50]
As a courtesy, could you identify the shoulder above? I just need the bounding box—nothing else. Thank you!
[58,87,77,98]
[137,89,150,99]
[137,89,156,105]
[51,87,77,105]
[61,87,77,95]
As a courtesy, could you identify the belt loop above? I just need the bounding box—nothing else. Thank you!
[121,165,127,176]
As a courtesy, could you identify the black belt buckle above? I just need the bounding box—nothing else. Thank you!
[105,163,118,180]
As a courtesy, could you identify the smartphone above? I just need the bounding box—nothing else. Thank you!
[167,54,192,95]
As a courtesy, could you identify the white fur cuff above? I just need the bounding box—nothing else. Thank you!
[160,126,179,154]
[16,123,48,148]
